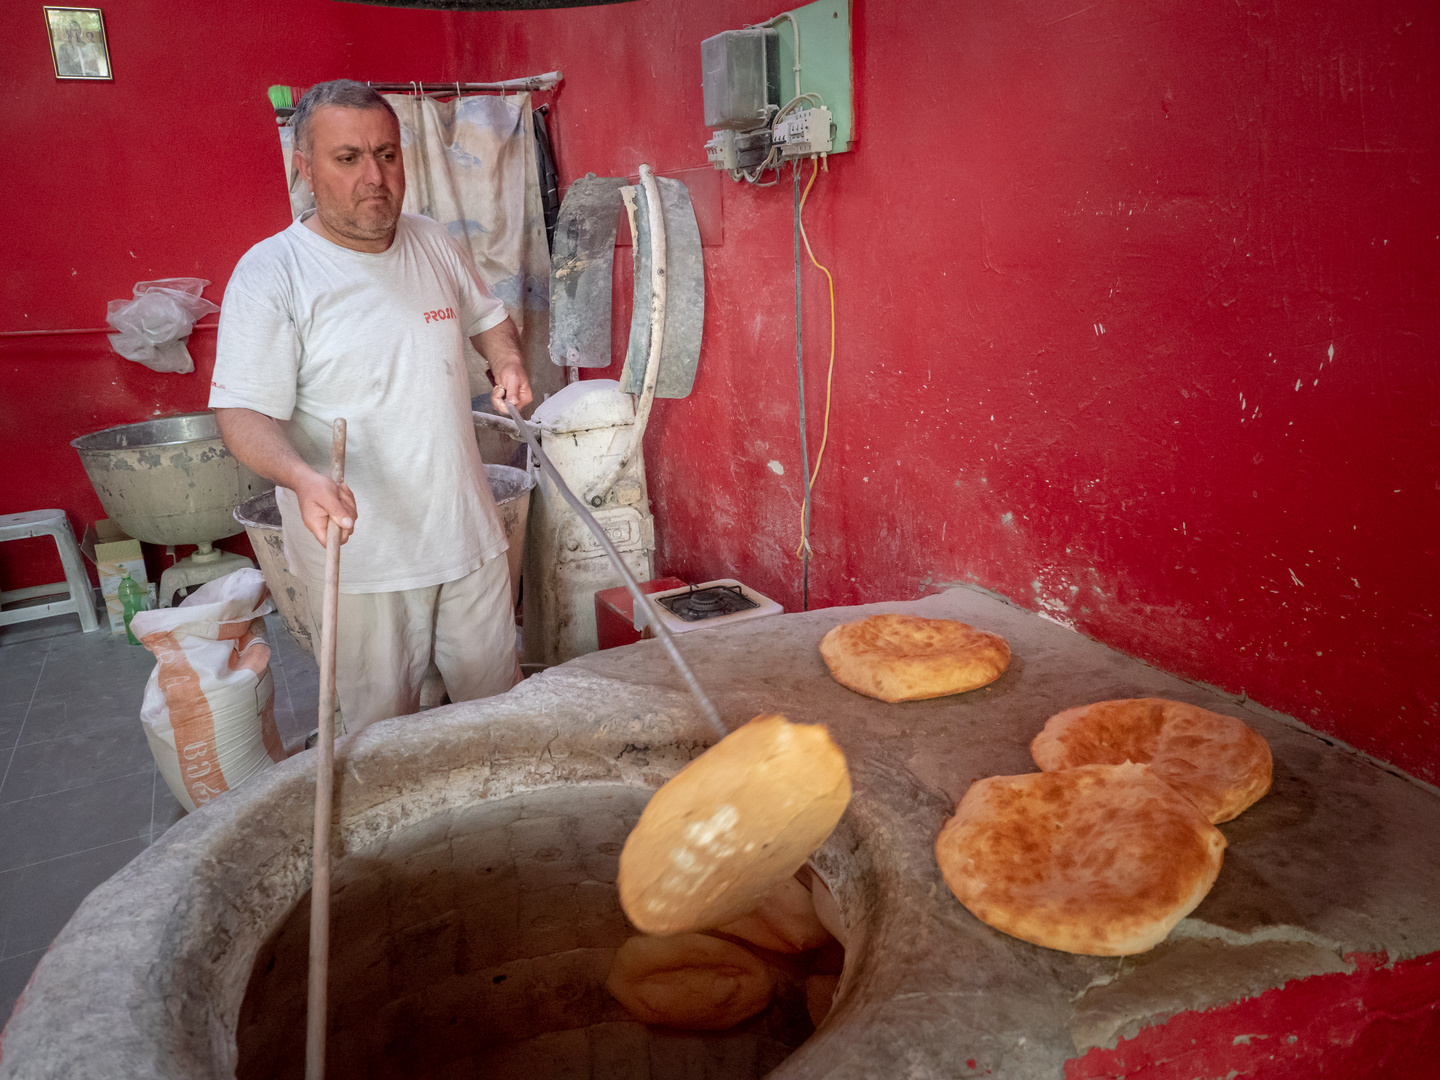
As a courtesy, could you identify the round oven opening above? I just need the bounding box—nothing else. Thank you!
[236,783,843,1080]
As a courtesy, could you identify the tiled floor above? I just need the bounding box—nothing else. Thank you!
[0,602,318,1021]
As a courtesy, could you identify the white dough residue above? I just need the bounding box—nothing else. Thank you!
[644,804,743,915]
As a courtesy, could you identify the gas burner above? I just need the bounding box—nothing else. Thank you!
[658,583,760,622]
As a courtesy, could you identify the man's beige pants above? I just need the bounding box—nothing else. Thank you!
[306,554,518,736]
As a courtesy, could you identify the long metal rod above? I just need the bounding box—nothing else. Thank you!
[305,418,346,1080]
[502,399,726,740]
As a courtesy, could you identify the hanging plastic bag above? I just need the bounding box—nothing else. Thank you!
[105,277,219,374]
[131,568,286,812]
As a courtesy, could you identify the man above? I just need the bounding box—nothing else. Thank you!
[53,21,84,77]
[210,80,533,735]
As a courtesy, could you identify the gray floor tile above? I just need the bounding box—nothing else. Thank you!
[0,643,47,707]
[151,771,187,842]
[34,646,153,700]
[286,666,321,699]
[265,612,312,666]
[0,770,155,872]
[0,703,28,752]
[40,620,146,655]
[16,689,144,746]
[0,722,155,803]
[0,837,146,959]
[269,662,295,712]
[0,948,46,1024]
[273,708,306,755]
[0,860,21,955]
[278,649,321,746]
[0,633,51,662]
[0,609,89,648]
[0,597,308,997]
[0,619,60,647]
[278,685,317,748]
[0,676,37,710]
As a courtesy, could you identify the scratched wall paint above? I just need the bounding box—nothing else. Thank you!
[1,1,1436,784]
[1066,951,1440,1079]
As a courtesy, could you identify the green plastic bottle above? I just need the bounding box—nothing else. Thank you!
[118,568,148,645]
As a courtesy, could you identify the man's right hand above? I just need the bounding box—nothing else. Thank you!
[214,408,358,547]
[293,469,358,547]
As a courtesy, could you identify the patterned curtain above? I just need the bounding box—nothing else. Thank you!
[277,92,560,415]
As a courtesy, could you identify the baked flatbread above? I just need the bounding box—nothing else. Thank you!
[605,933,774,1030]
[619,714,851,936]
[1030,698,1272,823]
[717,874,833,953]
[935,763,1226,956]
[818,614,1010,702]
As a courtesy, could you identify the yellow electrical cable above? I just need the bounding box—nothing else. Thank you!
[796,155,838,559]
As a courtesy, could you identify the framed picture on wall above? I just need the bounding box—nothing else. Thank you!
[44,7,111,80]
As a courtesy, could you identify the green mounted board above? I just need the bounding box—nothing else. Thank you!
[773,0,854,154]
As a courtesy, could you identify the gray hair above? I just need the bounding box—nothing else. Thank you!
[290,80,398,156]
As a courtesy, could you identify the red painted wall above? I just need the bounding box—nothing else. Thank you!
[3,2,1436,784]
[1067,951,1440,1079]
[0,0,526,586]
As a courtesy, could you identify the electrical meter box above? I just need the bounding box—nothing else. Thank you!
[701,28,779,130]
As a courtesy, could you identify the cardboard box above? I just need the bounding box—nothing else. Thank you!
[80,520,154,634]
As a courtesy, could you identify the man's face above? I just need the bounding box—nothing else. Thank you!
[296,105,405,252]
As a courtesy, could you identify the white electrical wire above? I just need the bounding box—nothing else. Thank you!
[750,12,802,97]
[740,92,828,184]
[722,11,832,187]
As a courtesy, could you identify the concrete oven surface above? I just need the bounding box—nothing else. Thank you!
[1,587,1437,1078]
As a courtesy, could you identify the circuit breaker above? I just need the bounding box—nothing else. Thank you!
[770,104,835,159]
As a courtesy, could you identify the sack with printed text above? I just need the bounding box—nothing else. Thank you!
[130,568,286,812]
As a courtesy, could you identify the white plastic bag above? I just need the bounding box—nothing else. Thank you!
[105,277,219,374]
[131,568,285,812]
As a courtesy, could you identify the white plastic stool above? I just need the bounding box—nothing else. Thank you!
[0,510,100,633]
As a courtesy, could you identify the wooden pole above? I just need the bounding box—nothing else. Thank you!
[305,418,346,1080]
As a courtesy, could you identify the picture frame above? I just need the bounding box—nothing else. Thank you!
[44,7,111,81]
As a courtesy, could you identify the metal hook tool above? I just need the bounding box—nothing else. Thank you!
[501,398,726,740]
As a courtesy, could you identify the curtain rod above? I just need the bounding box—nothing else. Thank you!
[269,70,563,116]
[368,71,562,92]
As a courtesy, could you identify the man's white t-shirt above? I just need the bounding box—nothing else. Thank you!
[210,212,510,593]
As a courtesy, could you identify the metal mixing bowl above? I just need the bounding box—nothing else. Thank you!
[71,411,270,546]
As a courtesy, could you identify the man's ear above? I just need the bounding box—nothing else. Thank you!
[294,149,314,191]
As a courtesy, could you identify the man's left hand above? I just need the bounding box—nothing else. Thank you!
[471,318,533,415]
[489,358,533,414]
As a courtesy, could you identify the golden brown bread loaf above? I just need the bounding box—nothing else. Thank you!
[1030,697,1273,823]
[818,614,1010,702]
[618,714,852,936]
[935,763,1226,956]
[717,874,833,954]
[605,933,774,1030]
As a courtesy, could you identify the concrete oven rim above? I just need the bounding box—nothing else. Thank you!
[0,666,880,1080]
